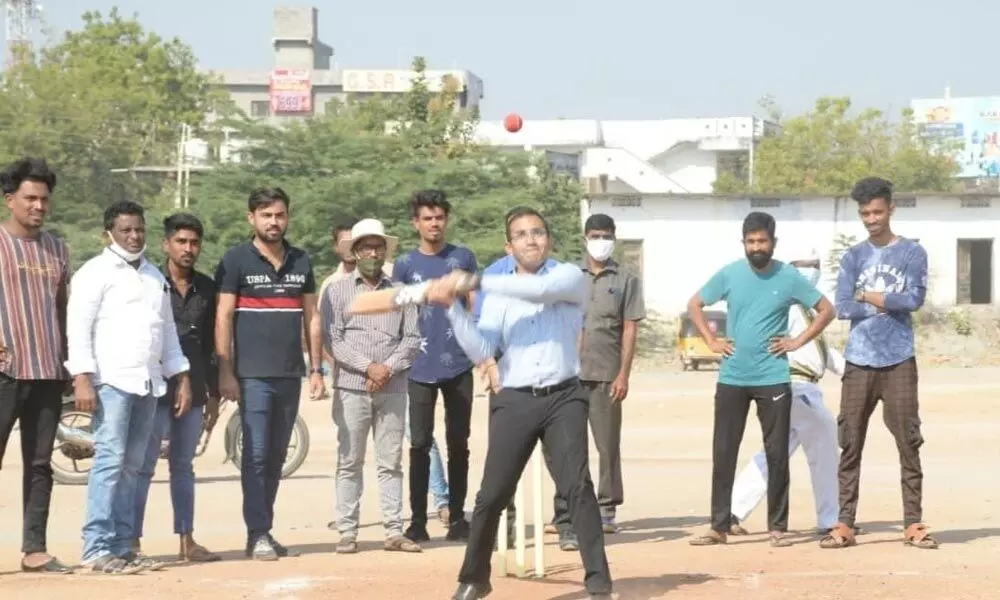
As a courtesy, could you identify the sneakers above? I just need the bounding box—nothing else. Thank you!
[558,529,579,551]
[601,515,619,534]
[446,518,471,541]
[249,536,278,561]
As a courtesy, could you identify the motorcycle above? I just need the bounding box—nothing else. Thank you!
[51,395,310,485]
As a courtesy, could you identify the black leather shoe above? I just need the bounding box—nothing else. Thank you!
[452,582,492,599]
[21,557,74,574]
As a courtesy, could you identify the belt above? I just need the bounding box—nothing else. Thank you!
[509,377,579,397]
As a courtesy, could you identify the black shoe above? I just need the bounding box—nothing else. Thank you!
[558,529,579,551]
[404,523,431,543]
[267,535,299,557]
[452,582,492,600]
[20,557,73,574]
[446,518,470,541]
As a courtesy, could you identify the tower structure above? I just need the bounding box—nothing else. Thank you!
[5,0,39,69]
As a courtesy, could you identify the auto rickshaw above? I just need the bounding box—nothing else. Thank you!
[677,310,727,371]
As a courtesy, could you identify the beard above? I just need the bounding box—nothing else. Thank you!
[745,249,772,269]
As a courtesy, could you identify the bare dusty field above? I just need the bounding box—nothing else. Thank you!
[2,366,999,600]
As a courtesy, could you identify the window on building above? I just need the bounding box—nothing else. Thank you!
[960,196,991,208]
[250,101,270,118]
[749,197,781,208]
[895,196,917,208]
[956,238,993,305]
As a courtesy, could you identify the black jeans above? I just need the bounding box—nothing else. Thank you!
[711,382,792,533]
[408,370,473,527]
[0,374,65,554]
[549,381,622,531]
[457,379,612,595]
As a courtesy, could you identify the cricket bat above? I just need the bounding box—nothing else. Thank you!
[348,272,479,315]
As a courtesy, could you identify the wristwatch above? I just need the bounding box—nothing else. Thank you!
[310,367,326,376]
[854,289,865,302]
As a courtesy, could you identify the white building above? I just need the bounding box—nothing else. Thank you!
[585,193,999,316]
[210,6,483,122]
[473,117,779,194]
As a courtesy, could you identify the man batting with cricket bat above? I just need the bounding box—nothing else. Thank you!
[349,206,612,600]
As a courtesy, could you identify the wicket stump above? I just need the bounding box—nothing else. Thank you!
[495,444,545,578]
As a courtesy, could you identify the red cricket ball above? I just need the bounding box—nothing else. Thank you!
[503,113,523,133]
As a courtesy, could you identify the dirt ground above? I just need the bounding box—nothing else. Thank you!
[2,366,999,600]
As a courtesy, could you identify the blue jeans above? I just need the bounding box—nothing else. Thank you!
[81,385,157,562]
[133,401,204,538]
[240,377,301,539]
[404,403,449,509]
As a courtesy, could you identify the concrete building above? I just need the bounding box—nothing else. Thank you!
[473,117,779,194]
[584,193,1000,316]
[211,5,483,121]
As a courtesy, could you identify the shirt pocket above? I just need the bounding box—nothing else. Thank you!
[590,284,623,322]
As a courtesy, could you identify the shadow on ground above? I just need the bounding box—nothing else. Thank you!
[533,572,715,600]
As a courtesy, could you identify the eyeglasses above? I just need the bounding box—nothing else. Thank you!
[355,245,386,257]
[510,228,548,242]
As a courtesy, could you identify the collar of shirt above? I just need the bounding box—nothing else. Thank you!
[353,271,393,289]
[578,259,619,275]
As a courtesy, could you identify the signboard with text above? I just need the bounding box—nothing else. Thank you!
[911,96,1000,179]
[269,68,312,114]
[342,69,466,94]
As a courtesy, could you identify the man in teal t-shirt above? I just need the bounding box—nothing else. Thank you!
[685,212,835,548]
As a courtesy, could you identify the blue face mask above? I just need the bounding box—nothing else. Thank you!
[797,267,820,287]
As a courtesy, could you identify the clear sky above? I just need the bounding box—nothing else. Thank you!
[34,0,1000,121]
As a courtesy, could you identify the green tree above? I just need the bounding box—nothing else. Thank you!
[190,57,582,276]
[715,96,960,194]
[0,8,226,266]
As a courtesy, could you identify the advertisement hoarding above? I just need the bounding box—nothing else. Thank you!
[910,96,1000,178]
[342,69,467,94]
[269,68,312,114]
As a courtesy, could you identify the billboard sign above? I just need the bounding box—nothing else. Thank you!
[342,69,467,94]
[910,96,1000,178]
[269,68,312,114]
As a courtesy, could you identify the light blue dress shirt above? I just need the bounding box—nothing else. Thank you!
[472,254,558,322]
[447,260,586,389]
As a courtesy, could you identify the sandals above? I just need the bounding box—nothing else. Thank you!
[336,538,359,554]
[688,531,727,546]
[903,523,939,549]
[384,535,422,553]
[769,531,793,547]
[180,542,221,563]
[83,555,144,575]
[819,523,857,549]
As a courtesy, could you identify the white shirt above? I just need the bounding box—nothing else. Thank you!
[65,248,189,397]
[788,304,845,379]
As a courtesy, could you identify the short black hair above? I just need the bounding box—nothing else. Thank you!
[104,200,145,231]
[504,206,550,241]
[163,213,204,239]
[332,219,357,238]
[1,157,57,195]
[742,211,776,240]
[850,177,893,204]
[410,189,451,218]
[584,213,616,235]
[248,187,291,212]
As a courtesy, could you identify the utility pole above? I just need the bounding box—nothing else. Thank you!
[174,123,187,208]
[5,0,40,70]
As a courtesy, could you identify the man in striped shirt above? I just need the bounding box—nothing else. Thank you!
[323,218,422,554]
[0,157,73,574]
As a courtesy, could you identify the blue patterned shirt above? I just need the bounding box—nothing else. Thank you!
[393,244,478,383]
[448,261,585,388]
[835,237,927,368]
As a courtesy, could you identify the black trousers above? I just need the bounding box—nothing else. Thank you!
[458,379,612,594]
[711,382,792,533]
[0,374,65,554]
[549,381,622,531]
[408,369,474,527]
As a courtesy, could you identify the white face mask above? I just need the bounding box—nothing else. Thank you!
[108,241,147,263]
[586,239,615,262]
[797,267,820,287]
